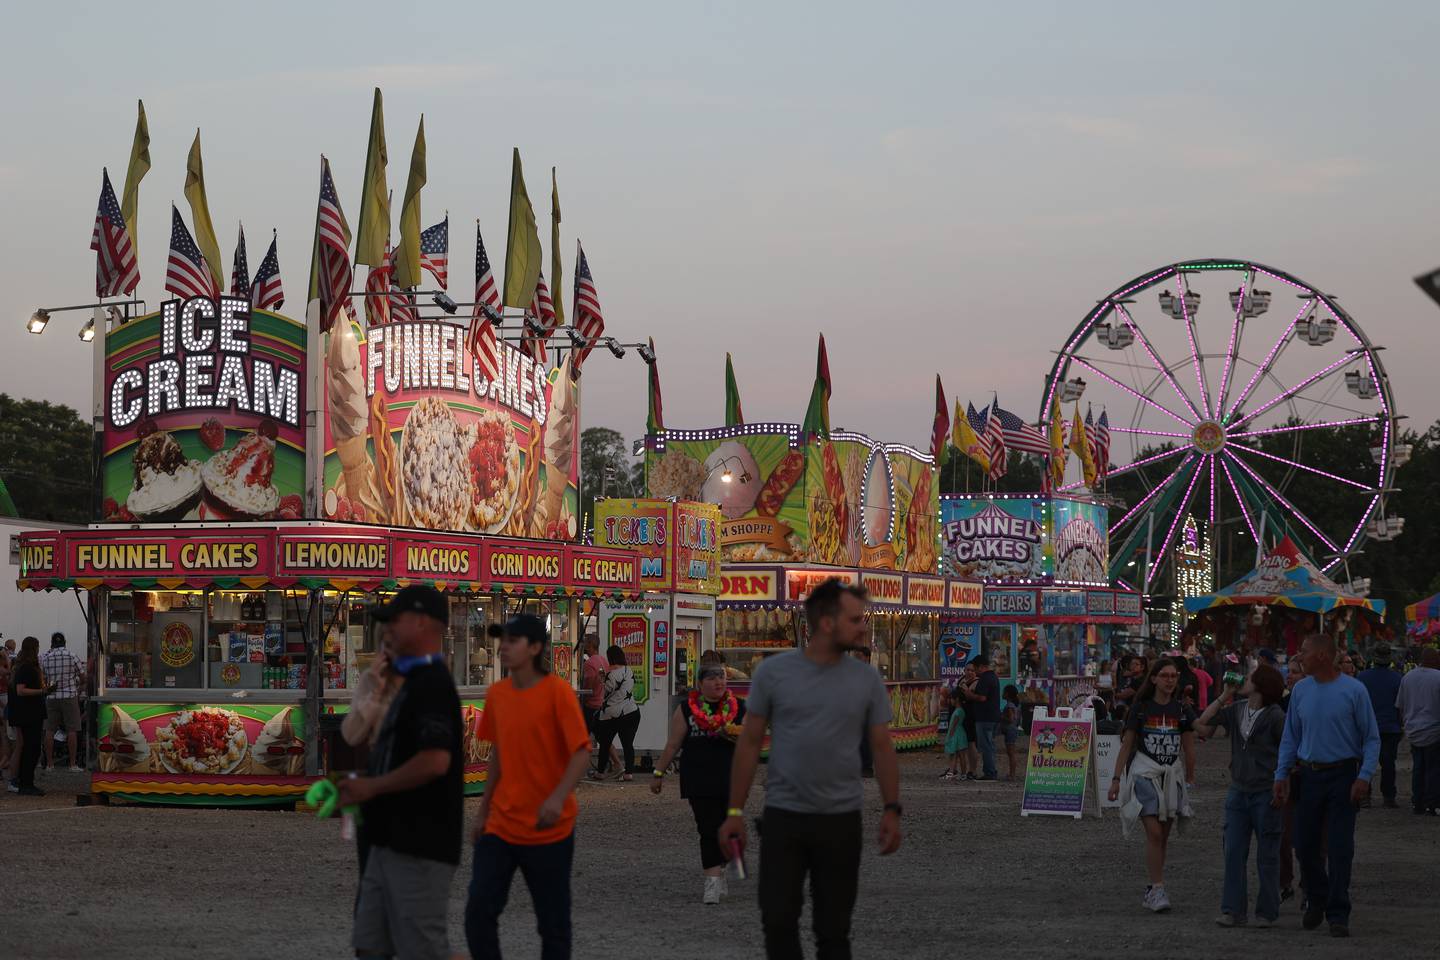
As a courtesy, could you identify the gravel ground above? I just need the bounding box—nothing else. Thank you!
[3,737,1438,960]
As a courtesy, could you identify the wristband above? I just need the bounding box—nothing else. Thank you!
[726,807,744,818]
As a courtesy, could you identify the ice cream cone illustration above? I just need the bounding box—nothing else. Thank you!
[326,320,386,522]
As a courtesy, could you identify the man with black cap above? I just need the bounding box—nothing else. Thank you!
[340,585,463,960]
[465,613,591,960]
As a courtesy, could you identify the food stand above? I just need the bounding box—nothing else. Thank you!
[644,424,974,750]
[15,295,641,805]
[939,493,1142,708]
[1182,537,1386,656]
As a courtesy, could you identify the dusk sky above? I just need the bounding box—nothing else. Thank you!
[4,1,1439,454]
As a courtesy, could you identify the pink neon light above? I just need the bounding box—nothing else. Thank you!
[1344,493,1382,555]
[1230,416,1381,439]
[1225,296,1313,422]
[1067,355,1194,430]
[1227,442,1375,492]
[1250,267,1308,292]
[1208,455,1217,526]
[1216,277,1246,413]
[1220,458,1257,541]
[1114,303,1203,422]
[1111,454,1195,532]
[1229,352,1357,432]
[1115,267,1177,300]
[1146,457,1205,592]
[1224,449,1338,552]
[1109,426,1192,439]
[1174,273,1212,420]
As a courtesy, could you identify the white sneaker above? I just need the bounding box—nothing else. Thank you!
[1147,886,1171,913]
[5,780,17,794]
[69,766,84,773]
[703,876,722,905]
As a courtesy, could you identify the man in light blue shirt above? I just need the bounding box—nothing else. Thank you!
[1273,633,1379,938]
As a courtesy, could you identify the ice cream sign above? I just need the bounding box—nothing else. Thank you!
[100,301,307,524]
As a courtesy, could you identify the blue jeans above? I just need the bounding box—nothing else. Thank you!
[1294,763,1359,926]
[1221,785,1282,921]
[975,722,998,779]
[466,832,575,960]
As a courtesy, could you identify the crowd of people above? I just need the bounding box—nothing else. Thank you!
[2,631,86,796]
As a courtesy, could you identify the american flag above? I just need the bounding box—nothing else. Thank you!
[251,231,284,311]
[230,225,250,300]
[386,247,418,323]
[473,221,500,313]
[571,241,605,375]
[1094,408,1111,475]
[90,169,140,297]
[524,269,558,363]
[166,204,217,301]
[314,157,354,333]
[967,403,1006,480]
[419,216,448,288]
[991,403,1051,455]
[467,221,500,383]
[363,249,392,327]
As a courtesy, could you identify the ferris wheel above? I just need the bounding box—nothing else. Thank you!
[1041,258,1405,590]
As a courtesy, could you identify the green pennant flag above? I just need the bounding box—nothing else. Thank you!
[801,334,831,438]
[724,353,744,426]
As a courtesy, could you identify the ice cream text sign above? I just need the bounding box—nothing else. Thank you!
[101,298,307,523]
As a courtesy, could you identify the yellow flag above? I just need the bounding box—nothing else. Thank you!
[951,399,990,473]
[550,167,564,327]
[1072,403,1096,486]
[1049,396,1068,489]
[393,117,427,290]
[354,88,390,267]
[120,100,150,254]
[502,148,543,308]
[185,130,225,293]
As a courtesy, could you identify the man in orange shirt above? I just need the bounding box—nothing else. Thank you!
[466,614,591,960]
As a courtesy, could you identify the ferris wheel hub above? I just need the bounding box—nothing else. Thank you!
[1192,420,1226,455]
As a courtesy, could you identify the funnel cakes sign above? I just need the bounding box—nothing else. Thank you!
[101,298,306,523]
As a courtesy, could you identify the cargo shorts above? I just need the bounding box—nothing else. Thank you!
[45,697,82,734]
[353,844,456,960]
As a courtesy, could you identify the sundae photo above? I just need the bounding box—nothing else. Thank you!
[202,428,282,519]
[126,426,203,520]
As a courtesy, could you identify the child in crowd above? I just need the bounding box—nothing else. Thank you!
[941,686,971,781]
[1001,685,1023,781]
[936,686,954,755]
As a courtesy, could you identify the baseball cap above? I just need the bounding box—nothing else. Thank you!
[486,613,549,648]
[371,585,448,625]
[1256,647,1278,664]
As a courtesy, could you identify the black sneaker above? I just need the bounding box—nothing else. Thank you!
[1329,923,1350,938]
[1280,887,1295,902]
[977,774,998,781]
[1303,906,1324,930]
[17,786,45,797]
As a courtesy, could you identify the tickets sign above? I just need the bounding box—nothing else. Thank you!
[100,299,306,524]
[592,499,721,595]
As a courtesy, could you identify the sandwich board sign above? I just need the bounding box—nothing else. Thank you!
[1020,705,1095,819]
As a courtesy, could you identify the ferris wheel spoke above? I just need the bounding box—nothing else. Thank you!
[1145,455,1206,592]
[1109,425,1193,440]
[1228,415,1382,440]
[1113,303,1203,421]
[1228,351,1363,432]
[1207,455,1217,527]
[1224,296,1314,423]
[1111,452,1196,534]
[1219,457,1258,541]
[1226,441,1376,492]
[1066,355,1195,430]
[1095,445,1188,486]
[1222,449,1339,554]
[1174,272,1214,420]
[1214,270,1252,418]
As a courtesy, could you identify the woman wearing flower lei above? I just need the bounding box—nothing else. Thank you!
[652,660,749,904]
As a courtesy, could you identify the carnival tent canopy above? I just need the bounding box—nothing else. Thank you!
[1184,537,1385,617]
[1406,593,1440,622]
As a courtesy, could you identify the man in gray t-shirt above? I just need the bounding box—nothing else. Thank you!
[721,579,902,959]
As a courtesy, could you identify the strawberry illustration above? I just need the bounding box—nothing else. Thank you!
[199,418,226,451]
[102,497,119,519]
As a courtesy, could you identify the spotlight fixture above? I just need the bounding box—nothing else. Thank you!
[605,338,626,359]
[431,292,458,315]
[565,327,588,349]
[26,309,50,334]
[720,469,733,484]
[637,342,656,364]
[78,317,96,342]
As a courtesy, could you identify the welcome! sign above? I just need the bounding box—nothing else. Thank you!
[1020,706,1095,819]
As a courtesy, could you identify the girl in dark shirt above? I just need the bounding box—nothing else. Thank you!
[9,636,54,796]
[652,663,747,904]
